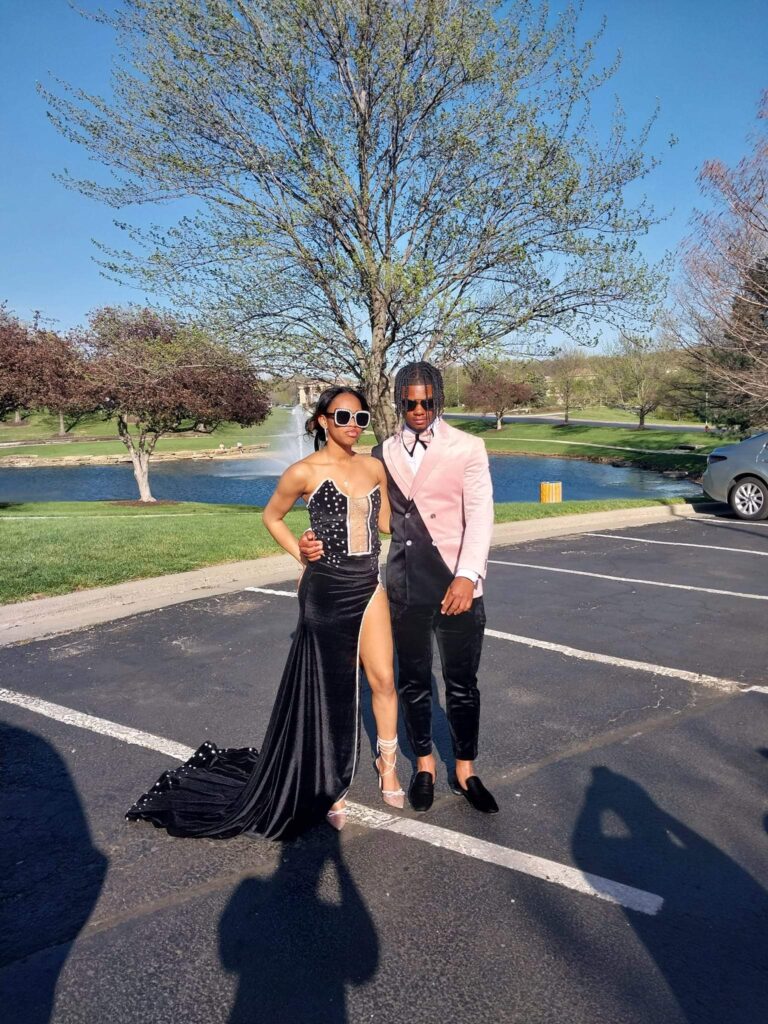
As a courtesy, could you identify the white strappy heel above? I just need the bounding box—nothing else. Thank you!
[374,737,405,810]
[326,801,348,831]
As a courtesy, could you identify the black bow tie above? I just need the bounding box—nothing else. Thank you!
[404,428,434,457]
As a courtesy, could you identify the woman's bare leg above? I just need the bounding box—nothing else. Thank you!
[359,586,402,794]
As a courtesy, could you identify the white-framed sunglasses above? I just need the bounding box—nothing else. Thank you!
[330,408,371,428]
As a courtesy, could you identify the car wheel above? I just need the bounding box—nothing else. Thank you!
[729,476,768,520]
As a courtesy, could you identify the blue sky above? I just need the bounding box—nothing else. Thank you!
[1,0,766,330]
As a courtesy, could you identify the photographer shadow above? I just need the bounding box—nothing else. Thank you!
[572,766,768,1023]
[0,723,107,1023]
[219,829,378,1023]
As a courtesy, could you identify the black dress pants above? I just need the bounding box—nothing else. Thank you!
[390,598,486,761]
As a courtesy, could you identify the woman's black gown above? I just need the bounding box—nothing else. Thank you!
[126,479,382,840]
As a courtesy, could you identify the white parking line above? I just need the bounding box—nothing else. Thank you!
[689,518,768,530]
[0,686,662,915]
[245,588,752,692]
[0,688,194,760]
[483,628,745,692]
[245,587,297,598]
[585,533,768,557]
[487,560,768,601]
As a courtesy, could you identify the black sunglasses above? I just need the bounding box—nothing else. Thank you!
[331,408,371,428]
[405,397,435,412]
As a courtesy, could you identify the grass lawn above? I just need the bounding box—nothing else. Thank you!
[1,496,704,605]
[493,496,702,523]
[444,405,702,426]
[0,501,310,604]
[569,406,701,426]
[0,408,294,458]
[447,419,726,473]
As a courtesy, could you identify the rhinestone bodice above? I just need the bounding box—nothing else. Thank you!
[307,478,381,570]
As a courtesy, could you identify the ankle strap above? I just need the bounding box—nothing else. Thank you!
[377,736,398,751]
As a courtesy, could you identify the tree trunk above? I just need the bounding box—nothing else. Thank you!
[366,363,397,443]
[13,410,21,425]
[496,413,503,430]
[638,409,646,429]
[130,450,156,502]
[117,416,157,501]
[58,410,66,436]
[371,396,397,442]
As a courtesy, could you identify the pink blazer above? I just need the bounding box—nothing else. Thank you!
[381,421,495,596]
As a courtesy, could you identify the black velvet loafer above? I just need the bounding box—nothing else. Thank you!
[408,771,435,812]
[451,775,499,814]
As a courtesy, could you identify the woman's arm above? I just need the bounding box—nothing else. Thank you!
[262,463,312,563]
[375,458,391,534]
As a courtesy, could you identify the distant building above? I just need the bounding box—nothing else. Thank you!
[294,376,356,408]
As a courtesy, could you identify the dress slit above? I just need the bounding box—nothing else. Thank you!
[126,483,382,841]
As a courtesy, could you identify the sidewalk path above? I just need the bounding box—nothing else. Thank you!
[0,503,709,647]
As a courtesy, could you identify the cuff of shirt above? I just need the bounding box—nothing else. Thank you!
[456,568,479,585]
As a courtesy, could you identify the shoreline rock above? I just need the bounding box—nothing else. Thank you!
[0,443,270,469]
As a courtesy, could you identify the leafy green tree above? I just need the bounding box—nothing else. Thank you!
[442,364,471,409]
[45,0,665,440]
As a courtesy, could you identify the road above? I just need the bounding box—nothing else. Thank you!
[2,510,767,1023]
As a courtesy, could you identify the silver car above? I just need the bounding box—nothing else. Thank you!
[702,431,768,520]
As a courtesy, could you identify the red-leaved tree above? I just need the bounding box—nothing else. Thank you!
[464,362,537,430]
[0,305,37,424]
[35,328,102,435]
[83,307,271,501]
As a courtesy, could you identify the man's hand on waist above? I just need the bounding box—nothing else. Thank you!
[440,576,475,616]
[298,529,324,563]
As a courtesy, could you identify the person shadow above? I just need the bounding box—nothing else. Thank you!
[760,748,768,835]
[219,829,378,1023]
[0,723,108,1022]
[572,766,768,1023]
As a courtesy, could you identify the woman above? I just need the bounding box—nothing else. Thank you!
[126,387,403,839]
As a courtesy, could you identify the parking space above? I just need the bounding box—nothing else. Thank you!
[484,515,768,687]
[2,513,768,1022]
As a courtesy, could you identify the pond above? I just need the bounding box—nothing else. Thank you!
[0,453,700,505]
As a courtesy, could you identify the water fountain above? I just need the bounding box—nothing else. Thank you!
[210,405,313,479]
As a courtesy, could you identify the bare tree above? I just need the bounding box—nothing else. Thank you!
[603,334,674,429]
[83,307,270,501]
[44,0,665,440]
[548,347,590,425]
[670,94,768,429]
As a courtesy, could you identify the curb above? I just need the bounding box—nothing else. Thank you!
[0,502,718,647]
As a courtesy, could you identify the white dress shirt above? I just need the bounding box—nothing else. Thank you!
[400,418,479,587]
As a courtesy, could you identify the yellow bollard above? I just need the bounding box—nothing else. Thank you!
[539,481,562,503]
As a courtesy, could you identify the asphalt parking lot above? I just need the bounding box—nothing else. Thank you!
[2,512,767,1023]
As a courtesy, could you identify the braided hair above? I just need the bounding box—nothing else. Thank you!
[393,361,445,424]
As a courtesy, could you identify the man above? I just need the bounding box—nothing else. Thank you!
[300,361,497,814]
